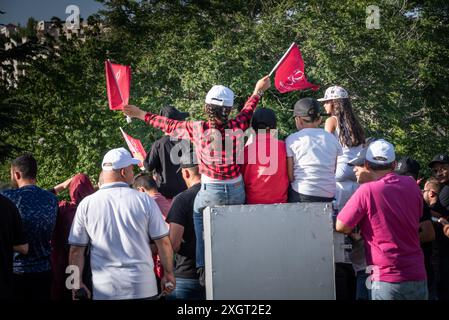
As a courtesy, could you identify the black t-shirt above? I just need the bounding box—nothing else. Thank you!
[420,202,433,261]
[0,194,26,299]
[430,184,449,257]
[144,136,188,199]
[438,184,449,215]
[165,183,201,279]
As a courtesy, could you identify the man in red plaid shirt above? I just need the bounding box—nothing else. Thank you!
[124,75,271,286]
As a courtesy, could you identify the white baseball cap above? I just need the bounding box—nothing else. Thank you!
[317,86,349,102]
[102,147,140,171]
[366,139,396,165]
[205,85,234,107]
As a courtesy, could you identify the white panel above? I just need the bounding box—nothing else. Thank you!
[203,203,336,300]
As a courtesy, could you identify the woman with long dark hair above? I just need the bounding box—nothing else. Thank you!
[319,86,365,184]
[319,86,368,300]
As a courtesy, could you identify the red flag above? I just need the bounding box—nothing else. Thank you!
[273,43,319,93]
[105,61,131,110]
[120,128,147,167]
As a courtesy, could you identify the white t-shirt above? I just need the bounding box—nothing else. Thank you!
[286,128,342,198]
[69,182,168,300]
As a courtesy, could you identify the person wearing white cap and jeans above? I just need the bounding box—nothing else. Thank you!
[123,76,271,286]
[68,147,175,300]
[318,86,365,211]
[336,140,428,300]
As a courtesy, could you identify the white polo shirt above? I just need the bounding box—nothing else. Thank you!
[69,182,168,300]
[286,128,342,198]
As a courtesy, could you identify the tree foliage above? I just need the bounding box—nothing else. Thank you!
[1,0,448,190]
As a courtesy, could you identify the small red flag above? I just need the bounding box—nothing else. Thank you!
[120,128,147,168]
[274,43,319,93]
[105,61,131,110]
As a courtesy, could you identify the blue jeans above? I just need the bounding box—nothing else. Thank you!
[371,280,428,300]
[193,180,245,268]
[166,277,205,300]
[356,270,371,300]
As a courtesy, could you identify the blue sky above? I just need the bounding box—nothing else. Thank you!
[0,0,105,26]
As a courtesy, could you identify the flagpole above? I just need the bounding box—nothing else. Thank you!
[268,42,296,77]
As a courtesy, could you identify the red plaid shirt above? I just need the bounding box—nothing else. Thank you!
[144,94,260,180]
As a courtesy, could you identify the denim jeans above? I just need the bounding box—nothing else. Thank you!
[193,179,245,268]
[371,280,428,300]
[166,277,205,300]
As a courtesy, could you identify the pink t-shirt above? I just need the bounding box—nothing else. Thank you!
[338,172,426,283]
[241,133,289,204]
[151,193,172,219]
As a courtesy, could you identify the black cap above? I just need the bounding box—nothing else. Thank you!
[428,154,449,168]
[160,105,189,121]
[395,156,420,179]
[293,98,326,118]
[176,148,198,173]
[348,147,368,167]
[251,108,277,130]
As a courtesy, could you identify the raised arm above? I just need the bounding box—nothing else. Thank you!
[123,105,194,141]
[51,176,74,194]
[229,75,271,129]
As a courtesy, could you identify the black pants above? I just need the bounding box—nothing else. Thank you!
[434,225,449,300]
[335,263,356,300]
[13,271,52,300]
[288,187,334,203]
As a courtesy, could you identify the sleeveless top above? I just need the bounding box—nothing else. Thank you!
[332,116,363,164]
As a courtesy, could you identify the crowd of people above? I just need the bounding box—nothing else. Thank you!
[1,75,449,300]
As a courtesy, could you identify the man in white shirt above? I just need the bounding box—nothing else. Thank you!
[286,97,342,202]
[68,147,175,300]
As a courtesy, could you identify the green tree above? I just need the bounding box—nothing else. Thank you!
[1,0,448,189]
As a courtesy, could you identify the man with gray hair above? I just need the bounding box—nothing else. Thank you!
[68,147,175,300]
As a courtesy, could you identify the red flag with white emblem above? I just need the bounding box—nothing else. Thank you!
[271,43,320,93]
[119,127,146,168]
[105,60,131,110]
